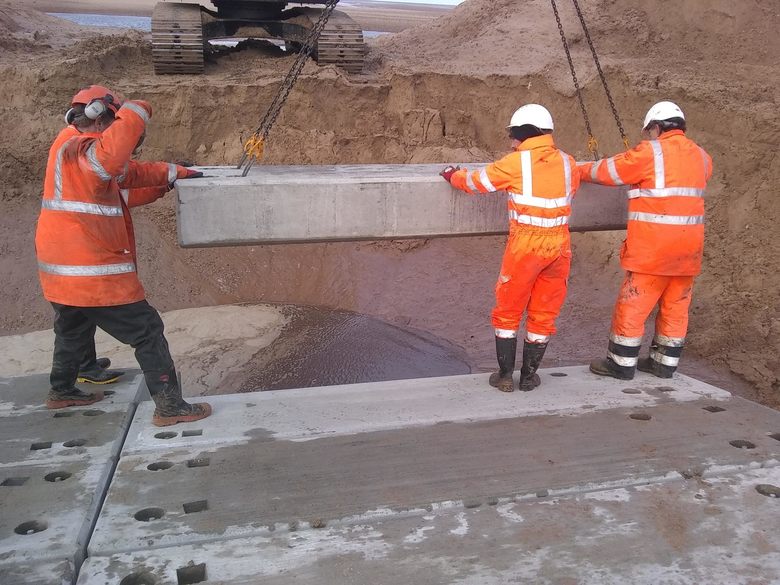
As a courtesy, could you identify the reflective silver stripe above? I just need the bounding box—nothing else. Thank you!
[520,150,533,196]
[526,331,550,343]
[650,350,680,367]
[85,142,113,182]
[610,333,642,347]
[655,335,684,347]
[509,211,569,227]
[120,189,130,204]
[478,168,497,192]
[590,159,603,182]
[495,328,517,339]
[54,137,79,200]
[606,157,624,185]
[38,261,135,276]
[116,163,129,184]
[627,187,705,199]
[509,192,570,208]
[698,146,710,178]
[607,352,638,367]
[561,153,572,197]
[650,140,665,188]
[121,102,150,124]
[167,163,178,184]
[466,171,478,194]
[628,211,704,225]
[41,199,123,216]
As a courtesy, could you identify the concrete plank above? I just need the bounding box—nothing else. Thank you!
[0,372,145,417]
[176,164,628,247]
[0,559,75,585]
[77,466,780,585]
[121,366,732,455]
[89,394,780,556]
[0,459,114,571]
[0,402,136,468]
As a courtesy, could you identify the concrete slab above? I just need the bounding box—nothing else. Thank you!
[121,366,731,454]
[89,390,780,555]
[0,459,114,573]
[176,164,628,247]
[0,559,75,585]
[77,466,780,585]
[0,372,145,417]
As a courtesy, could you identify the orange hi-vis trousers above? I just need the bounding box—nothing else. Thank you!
[492,226,571,342]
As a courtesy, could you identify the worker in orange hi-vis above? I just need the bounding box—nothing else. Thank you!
[440,104,582,392]
[578,101,713,380]
[35,84,211,426]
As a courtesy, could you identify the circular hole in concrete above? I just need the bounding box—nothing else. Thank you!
[154,432,177,440]
[44,471,72,483]
[82,409,105,417]
[629,413,652,421]
[755,484,780,498]
[14,520,48,535]
[52,412,74,418]
[119,572,157,585]
[729,440,756,450]
[147,461,174,472]
[134,508,165,522]
[622,388,642,394]
[550,372,568,377]
[655,386,675,392]
[63,439,87,448]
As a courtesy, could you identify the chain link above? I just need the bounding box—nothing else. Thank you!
[238,0,340,175]
[549,0,599,160]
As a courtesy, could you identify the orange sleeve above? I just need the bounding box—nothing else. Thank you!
[450,154,515,195]
[122,186,168,208]
[119,160,181,190]
[579,142,653,187]
[83,101,151,178]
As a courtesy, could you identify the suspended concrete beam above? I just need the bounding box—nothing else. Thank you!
[176,164,627,247]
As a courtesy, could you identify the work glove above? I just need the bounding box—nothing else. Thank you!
[439,165,460,183]
[168,166,204,191]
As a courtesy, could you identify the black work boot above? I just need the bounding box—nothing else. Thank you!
[589,357,635,380]
[518,341,548,391]
[78,357,125,385]
[489,336,517,393]
[46,387,104,409]
[637,338,682,378]
[150,371,212,427]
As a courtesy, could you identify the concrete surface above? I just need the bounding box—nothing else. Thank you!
[176,165,628,247]
[76,466,780,585]
[120,366,730,454]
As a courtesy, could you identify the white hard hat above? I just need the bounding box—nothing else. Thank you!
[643,101,685,130]
[507,104,554,130]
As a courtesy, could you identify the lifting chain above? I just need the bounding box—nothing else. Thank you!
[549,0,599,160]
[237,0,340,176]
[569,0,630,149]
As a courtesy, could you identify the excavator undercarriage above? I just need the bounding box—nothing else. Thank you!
[151,1,365,75]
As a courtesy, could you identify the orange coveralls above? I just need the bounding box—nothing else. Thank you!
[579,130,713,371]
[451,134,581,341]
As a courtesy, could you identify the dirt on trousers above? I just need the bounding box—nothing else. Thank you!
[0,0,777,405]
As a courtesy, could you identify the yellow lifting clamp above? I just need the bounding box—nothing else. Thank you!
[243,134,266,163]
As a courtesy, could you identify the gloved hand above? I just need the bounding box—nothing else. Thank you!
[177,167,204,179]
[439,165,460,183]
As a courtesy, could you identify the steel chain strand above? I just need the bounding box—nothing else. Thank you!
[239,0,340,173]
[570,0,629,148]
[549,0,599,159]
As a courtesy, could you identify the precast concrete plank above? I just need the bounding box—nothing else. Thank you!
[0,459,114,572]
[0,372,145,417]
[176,164,628,247]
[121,366,731,455]
[0,402,136,468]
[89,393,780,556]
[0,559,75,585]
[77,466,780,585]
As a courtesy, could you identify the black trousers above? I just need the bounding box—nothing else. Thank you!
[51,300,175,395]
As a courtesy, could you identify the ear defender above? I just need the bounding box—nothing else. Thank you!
[64,108,77,125]
[84,99,108,120]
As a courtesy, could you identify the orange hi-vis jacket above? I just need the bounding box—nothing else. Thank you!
[579,130,713,276]
[35,101,185,307]
[451,134,580,234]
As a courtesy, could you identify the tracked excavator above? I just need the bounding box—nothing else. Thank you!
[151,0,365,74]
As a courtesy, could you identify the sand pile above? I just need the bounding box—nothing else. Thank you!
[0,1,776,402]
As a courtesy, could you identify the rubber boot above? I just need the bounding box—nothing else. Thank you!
[78,357,125,385]
[518,341,548,391]
[488,336,517,393]
[150,371,212,427]
[589,357,635,380]
[46,388,104,409]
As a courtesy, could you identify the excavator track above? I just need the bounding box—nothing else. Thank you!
[315,10,365,74]
[152,2,205,75]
